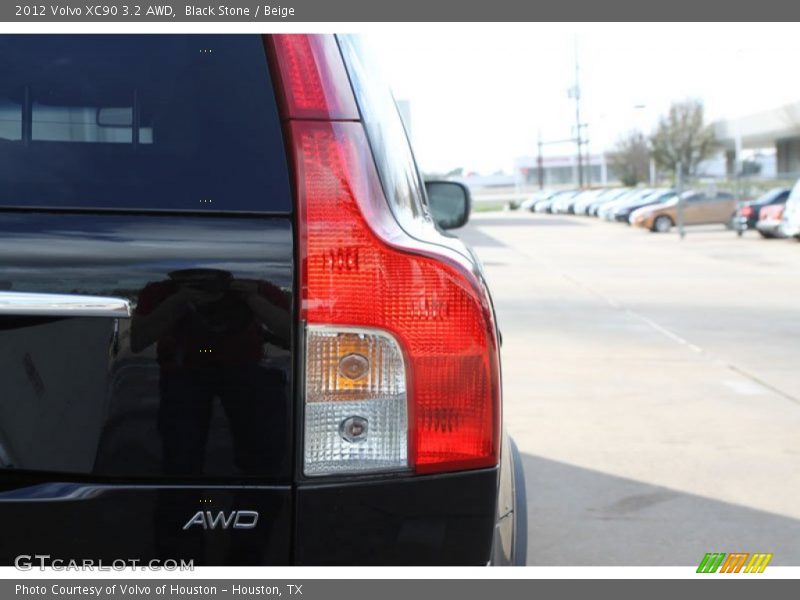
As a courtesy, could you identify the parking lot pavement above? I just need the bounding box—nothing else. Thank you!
[459,212,800,565]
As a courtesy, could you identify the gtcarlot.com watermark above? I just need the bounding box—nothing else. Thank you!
[14,554,194,571]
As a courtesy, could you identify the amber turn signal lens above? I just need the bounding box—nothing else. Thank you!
[338,352,369,381]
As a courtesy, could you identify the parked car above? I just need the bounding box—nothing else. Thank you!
[598,188,653,220]
[535,189,577,213]
[0,34,526,567]
[586,188,634,216]
[615,189,676,223]
[756,204,787,238]
[733,187,790,234]
[573,188,618,215]
[551,189,590,214]
[569,189,606,214]
[520,189,557,211]
[779,178,800,239]
[630,190,736,233]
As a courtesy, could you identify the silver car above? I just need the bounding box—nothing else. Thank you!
[550,189,585,214]
[598,189,653,221]
[780,178,800,239]
[537,189,577,213]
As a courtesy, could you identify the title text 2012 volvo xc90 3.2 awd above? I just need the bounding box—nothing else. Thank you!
[0,34,526,566]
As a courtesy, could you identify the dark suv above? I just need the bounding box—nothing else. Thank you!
[0,34,525,566]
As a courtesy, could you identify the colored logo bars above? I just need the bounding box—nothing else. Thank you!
[697,553,773,573]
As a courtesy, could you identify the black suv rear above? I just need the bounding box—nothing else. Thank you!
[0,34,525,566]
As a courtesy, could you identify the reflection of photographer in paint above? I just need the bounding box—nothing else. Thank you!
[130,269,290,476]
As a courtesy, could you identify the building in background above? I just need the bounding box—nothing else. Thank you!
[450,172,521,190]
[714,101,800,177]
[514,154,610,187]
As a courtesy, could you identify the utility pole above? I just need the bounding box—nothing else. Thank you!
[537,130,544,190]
[571,38,584,189]
[676,162,685,240]
[584,130,592,187]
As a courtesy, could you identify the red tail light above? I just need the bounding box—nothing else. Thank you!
[741,205,753,217]
[267,34,359,121]
[269,35,500,474]
[762,206,784,220]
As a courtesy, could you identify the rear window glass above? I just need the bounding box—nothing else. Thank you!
[0,35,291,212]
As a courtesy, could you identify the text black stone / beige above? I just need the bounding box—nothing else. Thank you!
[186,5,296,17]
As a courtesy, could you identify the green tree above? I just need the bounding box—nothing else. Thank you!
[650,99,716,179]
[610,130,651,187]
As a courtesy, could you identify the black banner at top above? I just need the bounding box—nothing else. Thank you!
[3,0,800,22]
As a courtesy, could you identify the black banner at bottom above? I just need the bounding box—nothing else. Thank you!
[3,579,797,600]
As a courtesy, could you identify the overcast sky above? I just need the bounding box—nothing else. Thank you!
[367,23,800,175]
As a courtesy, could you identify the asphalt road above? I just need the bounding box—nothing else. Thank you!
[458,212,800,566]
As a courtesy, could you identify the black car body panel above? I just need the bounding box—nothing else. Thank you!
[295,468,498,565]
[0,482,293,565]
[0,213,294,480]
[0,213,295,564]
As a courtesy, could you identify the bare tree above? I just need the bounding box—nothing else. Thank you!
[609,130,651,186]
[650,99,716,178]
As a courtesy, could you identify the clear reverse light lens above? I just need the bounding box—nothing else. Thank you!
[304,326,408,476]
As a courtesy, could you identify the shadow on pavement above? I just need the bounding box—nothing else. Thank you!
[521,452,800,566]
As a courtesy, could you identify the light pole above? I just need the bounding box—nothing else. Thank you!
[569,39,584,189]
[537,131,544,190]
[676,162,685,240]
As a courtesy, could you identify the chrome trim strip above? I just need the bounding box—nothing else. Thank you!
[0,291,132,318]
[0,482,289,502]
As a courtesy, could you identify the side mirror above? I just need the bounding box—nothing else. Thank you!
[425,181,471,230]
